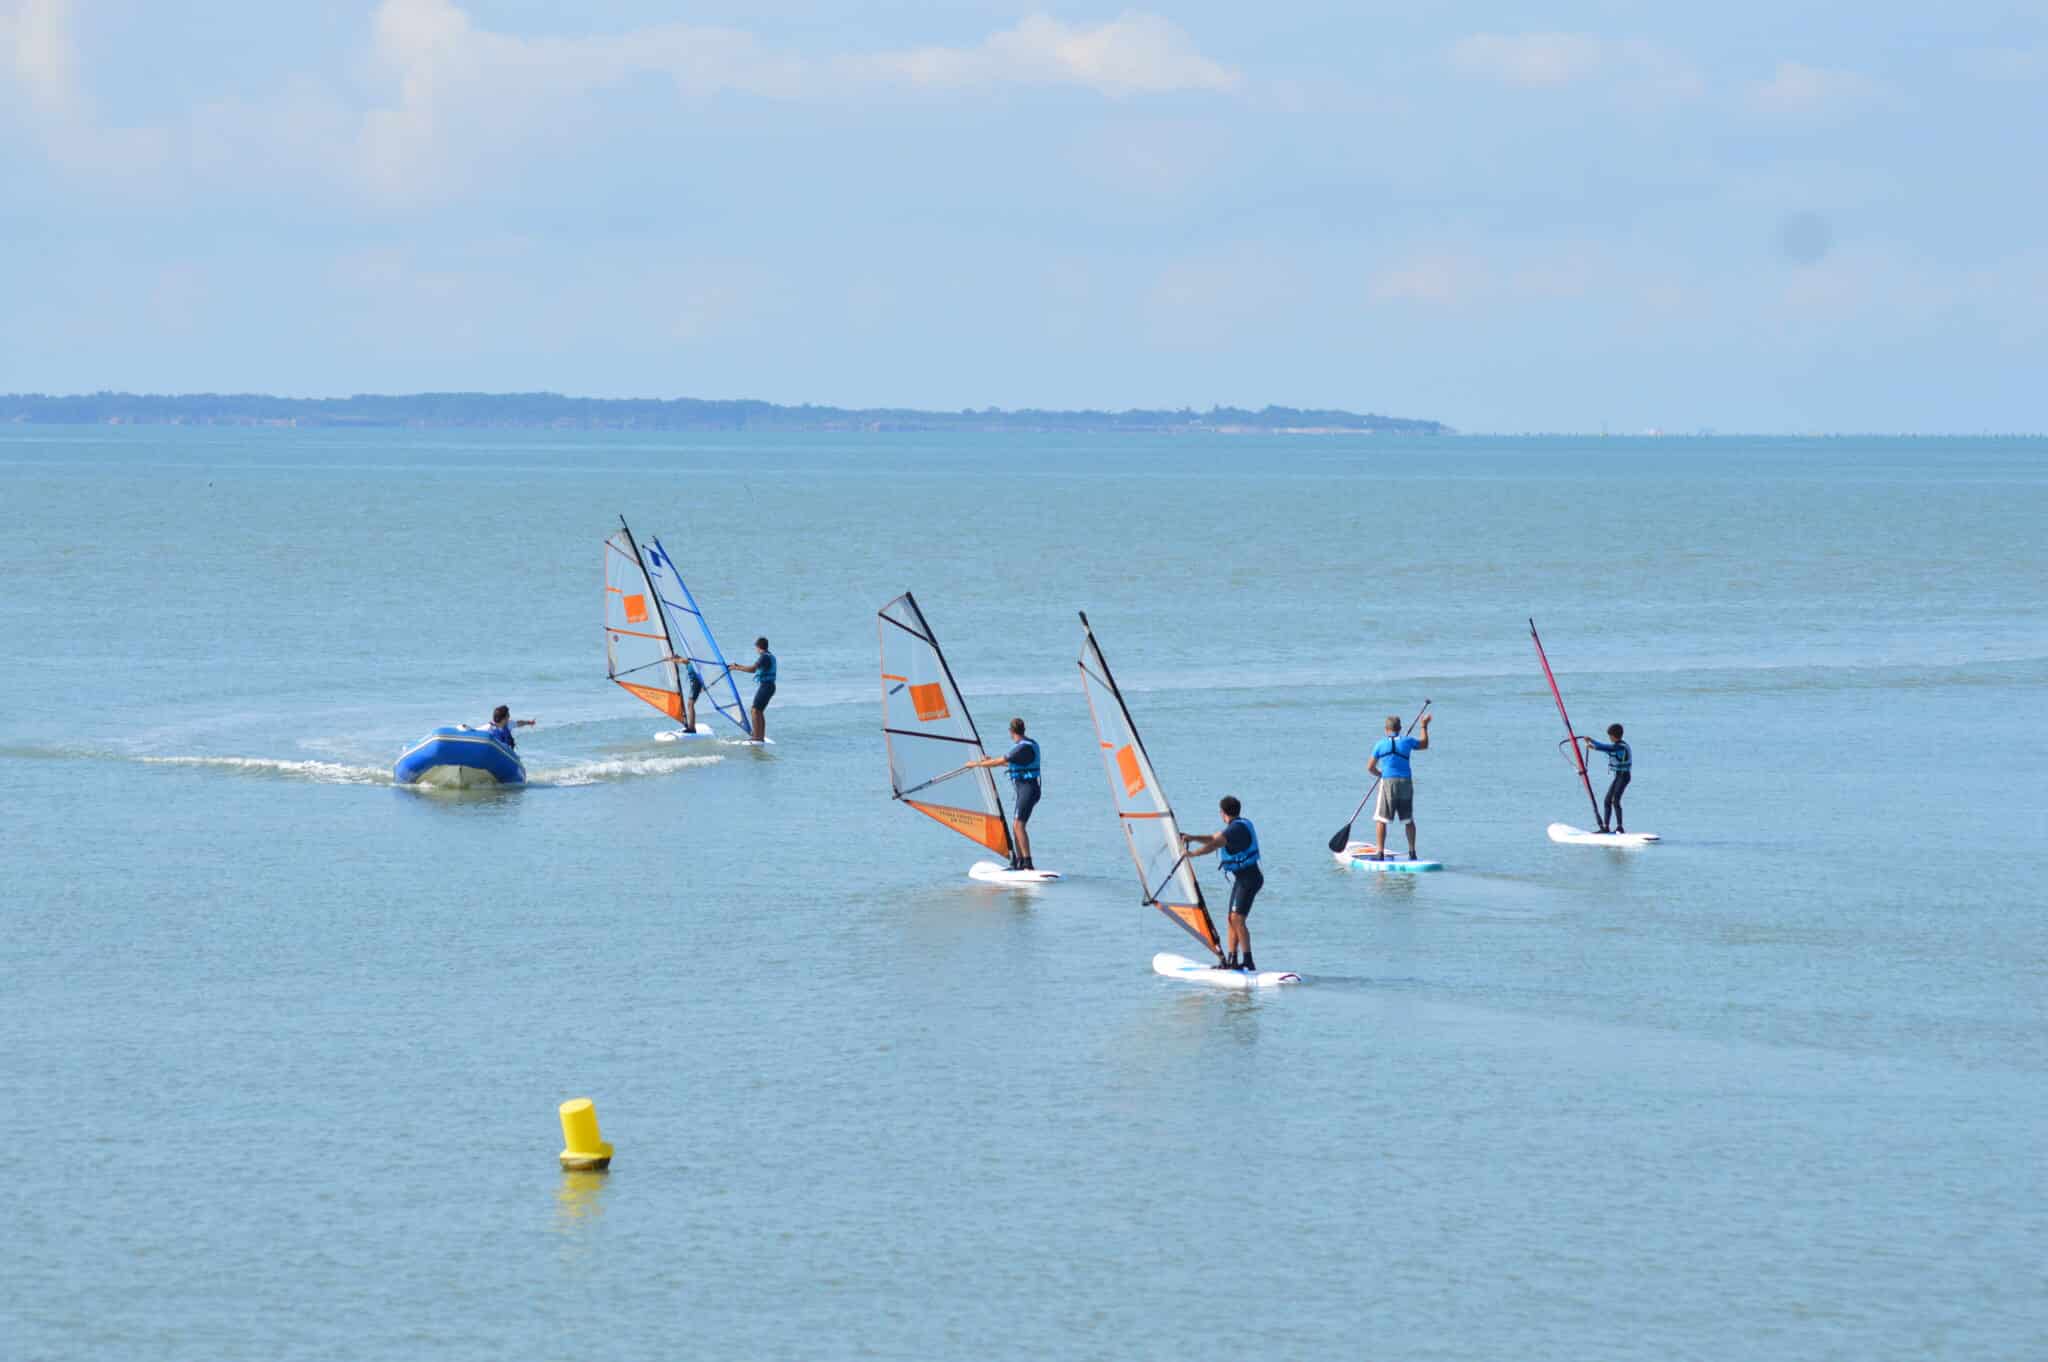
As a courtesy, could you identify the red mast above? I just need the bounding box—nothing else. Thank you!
[1530,618,1603,827]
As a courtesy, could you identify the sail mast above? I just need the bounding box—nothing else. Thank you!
[1530,617,1603,826]
[604,516,686,720]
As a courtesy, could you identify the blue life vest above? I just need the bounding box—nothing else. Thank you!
[1005,736,1041,784]
[1219,816,1260,873]
[755,651,777,685]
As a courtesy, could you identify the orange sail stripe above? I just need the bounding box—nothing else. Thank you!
[880,673,907,682]
[608,626,668,642]
[1164,903,1221,952]
[616,679,682,719]
[905,800,1010,855]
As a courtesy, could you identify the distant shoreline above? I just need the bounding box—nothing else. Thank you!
[0,392,1449,436]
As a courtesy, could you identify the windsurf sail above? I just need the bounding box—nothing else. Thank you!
[1529,617,1603,826]
[878,592,1015,857]
[605,519,685,720]
[1076,611,1222,958]
[642,534,750,736]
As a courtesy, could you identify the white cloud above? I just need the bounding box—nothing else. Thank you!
[1747,61,1882,119]
[0,0,79,117]
[1448,32,1700,98]
[864,12,1240,97]
[1370,251,1490,306]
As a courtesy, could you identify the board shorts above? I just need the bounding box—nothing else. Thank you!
[1227,865,1263,916]
[752,681,776,710]
[1374,777,1415,823]
[1011,778,1041,823]
[688,671,706,700]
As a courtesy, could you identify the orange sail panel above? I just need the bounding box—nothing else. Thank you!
[605,522,684,720]
[878,592,1014,860]
[1076,612,1222,957]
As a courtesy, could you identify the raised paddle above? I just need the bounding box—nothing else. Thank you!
[1327,699,1431,852]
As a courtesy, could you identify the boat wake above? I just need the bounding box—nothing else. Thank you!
[141,755,389,784]
[530,754,724,786]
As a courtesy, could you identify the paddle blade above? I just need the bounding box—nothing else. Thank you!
[1327,822,1354,853]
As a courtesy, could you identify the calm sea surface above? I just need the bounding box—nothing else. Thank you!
[2,428,2044,1361]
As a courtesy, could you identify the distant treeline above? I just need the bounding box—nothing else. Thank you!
[0,391,1447,435]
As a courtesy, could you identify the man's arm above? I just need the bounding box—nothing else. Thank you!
[1366,754,1382,778]
[964,754,1004,769]
[730,659,756,673]
[516,718,537,729]
[1410,715,1433,751]
[1183,832,1221,857]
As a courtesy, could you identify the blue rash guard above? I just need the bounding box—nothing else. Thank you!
[484,723,516,748]
[754,651,777,685]
[1373,734,1419,779]
[1586,738,1631,773]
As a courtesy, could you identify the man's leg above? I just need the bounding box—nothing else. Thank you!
[1372,816,1390,859]
[750,706,765,740]
[1235,914,1252,970]
[1606,773,1628,833]
[1405,820,1418,859]
[1014,820,1032,867]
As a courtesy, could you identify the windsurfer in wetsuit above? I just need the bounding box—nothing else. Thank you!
[1183,795,1261,971]
[729,637,777,741]
[1579,723,1632,833]
[966,717,1043,870]
[485,704,536,747]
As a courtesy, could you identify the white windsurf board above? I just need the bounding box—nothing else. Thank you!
[653,723,716,742]
[1152,952,1300,988]
[968,860,1062,885]
[1548,822,1659,846]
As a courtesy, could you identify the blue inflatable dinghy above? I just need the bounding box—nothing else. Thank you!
[393,725,527,788]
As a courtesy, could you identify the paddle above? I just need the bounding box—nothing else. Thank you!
[1327,699,1431,852]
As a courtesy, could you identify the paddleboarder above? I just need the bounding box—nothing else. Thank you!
[965,717,1042,870]
[729,637,777,741]
[1579,723,1632,834]
[1366,711,1432,860]
[1183,796,1261,971]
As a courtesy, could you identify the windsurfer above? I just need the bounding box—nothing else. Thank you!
[1579,724,1631,833]
[965,717,1042,870]
[1366,711,1431,859]
[1183,796,1261,970]
[730,637,777,740]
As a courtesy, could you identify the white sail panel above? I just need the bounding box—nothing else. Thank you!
[605,525,682,719]
[878,592,1012,856]
[1076,613,1220,956]
[642,534,750,736]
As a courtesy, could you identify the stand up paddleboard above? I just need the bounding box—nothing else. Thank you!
[1334,844,1443,872]
[653,723,716,742]
[969,861,1062,885]
[1153,953,1301,988]
[1548,823,1659,847]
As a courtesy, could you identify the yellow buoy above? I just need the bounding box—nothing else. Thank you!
[558,1097,614,1170]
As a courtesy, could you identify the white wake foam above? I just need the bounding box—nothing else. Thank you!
[531,754,724,787]
[141,755,390,785]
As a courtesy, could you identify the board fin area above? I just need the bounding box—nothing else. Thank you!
[1152,953,1300,988]
[1548,822,1659,846]
[968,860,1062,885]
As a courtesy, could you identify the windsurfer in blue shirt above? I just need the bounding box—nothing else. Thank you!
[1578,723,1632,834]
[966,717,1042,871]
[1365,711,1432,860]
[728,637,777,741]
[485,704,536,747]
[1183,795,1262,971]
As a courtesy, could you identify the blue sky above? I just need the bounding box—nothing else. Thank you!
[3,1,2044,431]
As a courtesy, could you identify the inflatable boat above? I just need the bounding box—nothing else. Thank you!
[393,725,527,788]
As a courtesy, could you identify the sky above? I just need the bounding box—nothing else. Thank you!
[2,1,2044,432]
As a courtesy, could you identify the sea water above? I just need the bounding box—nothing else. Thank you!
[2,428,2043,1360]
